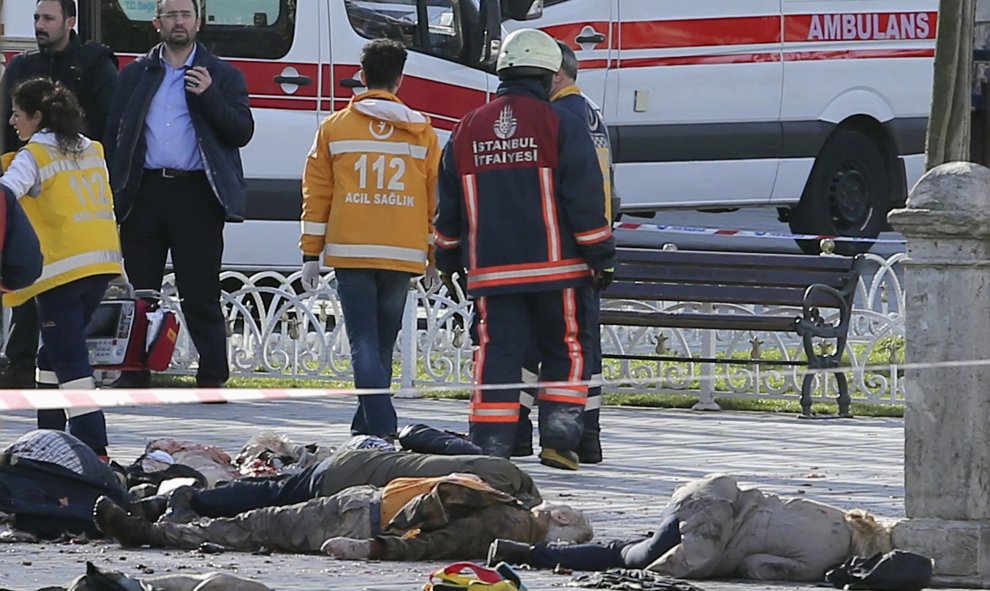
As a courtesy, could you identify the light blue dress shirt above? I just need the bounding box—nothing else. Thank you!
[143,47,205,171]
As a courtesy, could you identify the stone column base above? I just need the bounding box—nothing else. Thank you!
[893,518,990,581]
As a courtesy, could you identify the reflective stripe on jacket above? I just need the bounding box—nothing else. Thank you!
[3,140,121,306]
[435,79,615,296]
[301,91,440,274]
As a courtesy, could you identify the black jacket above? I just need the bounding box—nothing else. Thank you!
[104,42,254,222]
[0,31,117,152]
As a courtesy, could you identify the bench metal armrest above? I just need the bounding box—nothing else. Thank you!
[800,283,852,338]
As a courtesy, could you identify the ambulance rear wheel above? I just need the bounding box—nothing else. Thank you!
[789,128,890,255]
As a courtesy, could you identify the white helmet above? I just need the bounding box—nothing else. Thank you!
[496,29,563,74]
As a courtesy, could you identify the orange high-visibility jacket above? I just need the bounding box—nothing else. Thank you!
[301,90,441,274]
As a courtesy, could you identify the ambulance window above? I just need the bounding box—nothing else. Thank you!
[99,0,295,59]
[345,0,467,64]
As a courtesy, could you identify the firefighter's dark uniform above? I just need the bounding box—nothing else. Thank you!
[435,78,615,459]
[517,85,616,462]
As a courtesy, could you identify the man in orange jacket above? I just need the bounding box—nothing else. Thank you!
[300,39,441,437]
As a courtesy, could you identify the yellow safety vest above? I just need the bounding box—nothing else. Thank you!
[551,85,614,221]
[3,140,122,306]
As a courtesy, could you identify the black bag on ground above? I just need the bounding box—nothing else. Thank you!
[398,423,483,455]
[825,550,934,591]
[0,430,129,538]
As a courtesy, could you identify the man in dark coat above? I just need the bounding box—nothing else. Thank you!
[104,0,254,389]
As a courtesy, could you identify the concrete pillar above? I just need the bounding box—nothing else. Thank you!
[887,162,990,585]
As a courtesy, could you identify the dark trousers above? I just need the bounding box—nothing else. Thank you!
[5,301,39,368]
[517,295,602,454]
[528,505,681,570]
[470,288,595,458]
[335,268,410,437]
[189,460,327,518]
[119,171,229,385]
[34,274,113,453]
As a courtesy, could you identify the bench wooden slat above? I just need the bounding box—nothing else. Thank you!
[599,309,798,332]
[604,281,842,308]
[616,247,857,271]
[613,263,854,290]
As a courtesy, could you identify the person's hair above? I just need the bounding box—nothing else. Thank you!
[845,509,894,557]
[360,39,407,90]
[36,0,77,19]
[157,0,200,18]
[556,41,578,81]
[12,77,84,153]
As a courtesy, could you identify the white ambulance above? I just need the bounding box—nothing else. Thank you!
[1,0,936,266]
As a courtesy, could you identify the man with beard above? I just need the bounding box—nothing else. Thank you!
[105,0,254,390]
[0,0,117,392]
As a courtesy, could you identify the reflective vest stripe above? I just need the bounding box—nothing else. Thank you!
[469,402,520,423]
[302,220,327,236]
[540,386,588,406]
[519,391,536,409]
[37,156,107,182]
[328,140,428,160]
[469,262,590,290]
[435,230,461,249]
[539,167,562,261]
[462,174,480,270]
[575,224,613,245]
[585,395,603,410]
[38,250,122,282]
[325,243,427,264]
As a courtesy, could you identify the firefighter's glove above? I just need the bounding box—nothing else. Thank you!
[593,267,614,292]
[301,260,322,293]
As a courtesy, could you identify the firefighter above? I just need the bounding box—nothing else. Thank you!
[516,41,618,464]
[435,29,616,469]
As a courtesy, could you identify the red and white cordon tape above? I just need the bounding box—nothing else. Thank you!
[0,387,380,412]
[0,380,588,412]
[614,222,907,244]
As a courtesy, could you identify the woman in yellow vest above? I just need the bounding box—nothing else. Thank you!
[1,77,122,458]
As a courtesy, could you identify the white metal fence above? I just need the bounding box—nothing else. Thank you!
[149,252,906,407]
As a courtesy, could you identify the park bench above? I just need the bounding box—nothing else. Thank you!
[599,247,864,417]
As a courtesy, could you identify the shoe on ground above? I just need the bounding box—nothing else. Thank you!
[577,436,603,464]
[0,362,36,389]
[162,485,200,524]
[94,496,158,547]
[487,538,533,567]
[128,495,167,522]
[511,444,534,458]
[539,448,579,471]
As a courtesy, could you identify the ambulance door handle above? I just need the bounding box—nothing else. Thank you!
[576,31,606,44]
[340,78,364,89]
[274,75,312,86]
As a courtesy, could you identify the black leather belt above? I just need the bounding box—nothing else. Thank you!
[145,168,205,179]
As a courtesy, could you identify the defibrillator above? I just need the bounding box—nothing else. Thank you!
[84,283,180,371]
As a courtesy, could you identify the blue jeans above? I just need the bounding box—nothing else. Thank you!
[335,268,411,437]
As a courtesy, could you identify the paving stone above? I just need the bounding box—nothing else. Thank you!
[0,398,947,590]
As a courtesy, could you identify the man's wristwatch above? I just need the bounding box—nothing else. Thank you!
[303,255,319,263]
